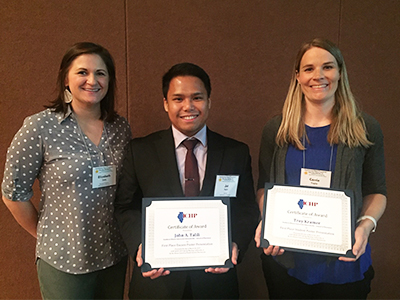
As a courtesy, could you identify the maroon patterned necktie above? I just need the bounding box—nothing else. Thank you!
[182,139,200,196]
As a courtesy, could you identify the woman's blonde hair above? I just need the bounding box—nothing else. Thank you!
[276,38,372,149]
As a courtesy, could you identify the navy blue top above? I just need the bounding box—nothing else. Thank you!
[284,124,371,284]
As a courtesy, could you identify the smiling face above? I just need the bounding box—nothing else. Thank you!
[163,76,211,137]
[65,54,109,109]
[296,47,340,106]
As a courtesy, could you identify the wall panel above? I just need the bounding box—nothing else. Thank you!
[126,0,341,158]
[0,1,126,298]
[339,1,400,298]
[125,1,340,299]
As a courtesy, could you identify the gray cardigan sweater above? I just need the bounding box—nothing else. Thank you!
[257,113,386,267]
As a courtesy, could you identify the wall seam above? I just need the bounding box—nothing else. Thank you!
[338,0,343,46]
[124,0,129,122]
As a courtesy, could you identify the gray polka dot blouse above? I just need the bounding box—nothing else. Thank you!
[2,108,132,274]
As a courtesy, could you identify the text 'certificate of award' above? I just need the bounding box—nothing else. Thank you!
[142,197,233,271]
[261,183,355,257]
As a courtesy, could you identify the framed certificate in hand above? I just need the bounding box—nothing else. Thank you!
[261,183,356,258]
[141,197,233,272]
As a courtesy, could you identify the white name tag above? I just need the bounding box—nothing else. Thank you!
[300,168,331,188]
[214,175,239,197]
[92,165,116,189]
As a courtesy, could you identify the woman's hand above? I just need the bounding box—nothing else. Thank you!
[254,220,285,256]
[2,196,38,238]
[339,219,372,262]
[339,193,387,262]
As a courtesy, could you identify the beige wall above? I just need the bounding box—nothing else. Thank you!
[1,1,399,298]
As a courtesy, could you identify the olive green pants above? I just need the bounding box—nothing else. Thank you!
[37,256,127,299]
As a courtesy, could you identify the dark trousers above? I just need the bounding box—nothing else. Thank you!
[37,256,127,299]
[129,265,239,299]
[261,254,374,299]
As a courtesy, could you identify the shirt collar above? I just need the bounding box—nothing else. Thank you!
[172,125,207,149]
[56,105,73,124]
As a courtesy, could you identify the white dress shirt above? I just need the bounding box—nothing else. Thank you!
[172,125,207,194]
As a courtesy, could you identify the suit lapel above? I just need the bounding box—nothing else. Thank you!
[155,128,184,197]
[200,129,224,196]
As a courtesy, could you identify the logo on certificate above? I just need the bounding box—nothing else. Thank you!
[298,199,305,209]
[177,212,198,223]
[297,199,318,209]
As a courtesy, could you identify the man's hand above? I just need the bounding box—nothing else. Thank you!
[205,242,238,274]
[136,244,171,279]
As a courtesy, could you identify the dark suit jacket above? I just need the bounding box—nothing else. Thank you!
[114,127,258,298]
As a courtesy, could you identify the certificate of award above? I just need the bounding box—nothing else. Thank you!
[141,197,233,271]
[261,183,355,257]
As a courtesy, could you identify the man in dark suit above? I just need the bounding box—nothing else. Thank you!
[114,63,259,299]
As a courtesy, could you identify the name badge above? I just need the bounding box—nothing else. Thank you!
[214,175,239,197]
[92,165,116,189]
[300,168,331,188]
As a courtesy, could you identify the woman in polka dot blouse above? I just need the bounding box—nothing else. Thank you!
[2,42,132,299]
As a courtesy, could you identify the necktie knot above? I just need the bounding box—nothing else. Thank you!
[182,139,199,150]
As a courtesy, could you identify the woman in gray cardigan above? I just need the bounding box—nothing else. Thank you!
[255,38,386,299]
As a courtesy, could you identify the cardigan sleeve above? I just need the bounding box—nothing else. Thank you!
[257,116,281,189]
[361,113,387,197]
